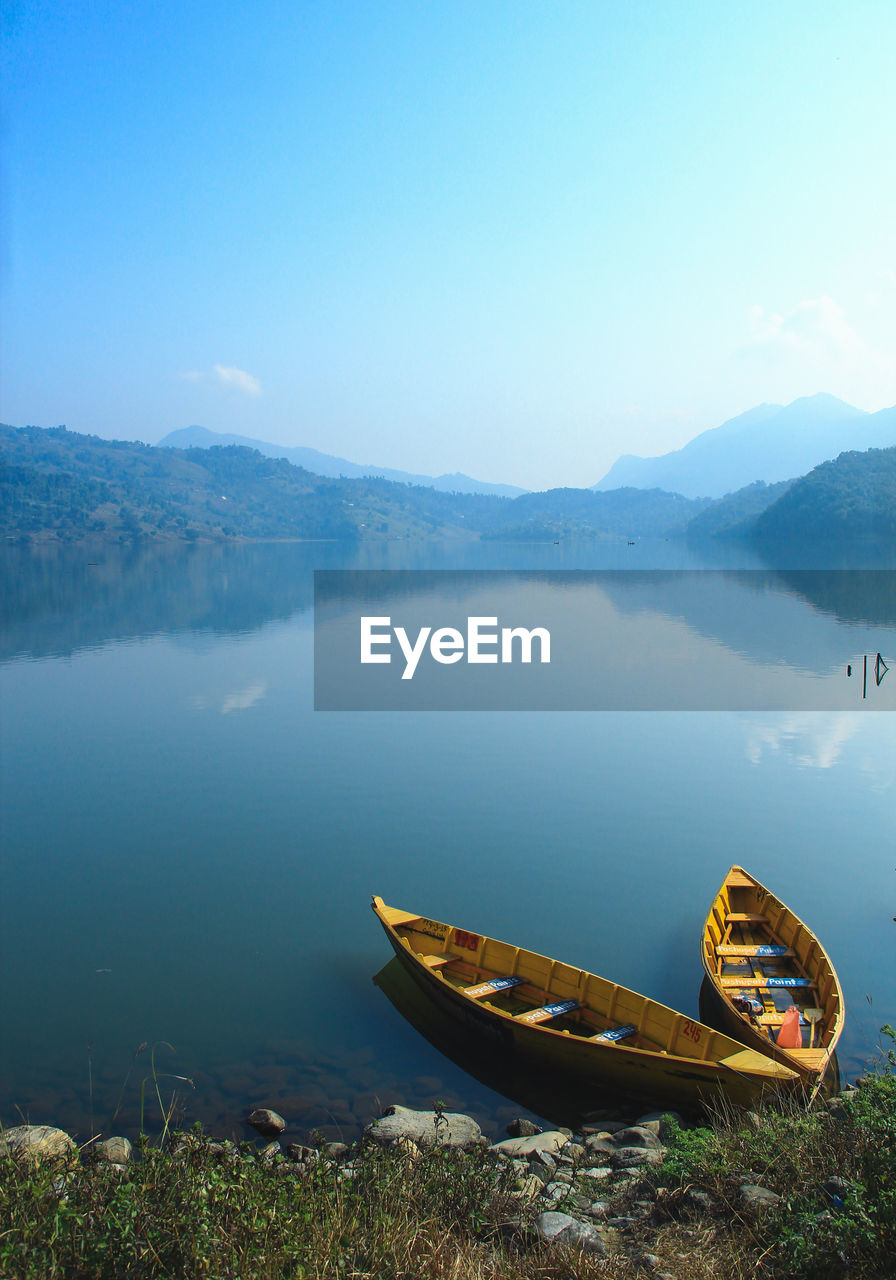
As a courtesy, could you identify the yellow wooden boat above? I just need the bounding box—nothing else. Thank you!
[701,866,844,1087]
[373,896,798,1107]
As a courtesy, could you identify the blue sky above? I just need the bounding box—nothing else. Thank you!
[2,1,895,489]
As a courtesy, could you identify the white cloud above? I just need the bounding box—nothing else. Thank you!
[740,294,896,407]
[746,296,862,360]
[744,713,863,769]
[190,682,268,714]
[220,681,267,713]
[214,365,262,396]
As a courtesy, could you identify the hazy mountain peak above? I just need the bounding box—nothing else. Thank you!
[593,395,890,499]
[157,426,527,497]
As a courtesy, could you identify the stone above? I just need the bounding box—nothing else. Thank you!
[823,1176,852,1203]
[583,1135,617,1161]
[633,1253,663,1272]
[608,1215,640,1230]
[364,1105,482,1151]
[95,1137,133,1165]
[0,1125,76,1162]
[506,1117,542,1138]
[411,1075,444,1096]
[393,1136,422,1161]
[259,1141,281,1162]
[586,1199,611,1218]
[526,1160,552,1186]
[541,1181,573,1205]
[534,1210,609,1256]
[286,1142,316,1162]
[514,1174,544,1202]
[246,1108,286,1138]
[581,1118,630,1135]
[682,1187,714,1215]
[738,1183,782,1211]
[489,1130,569,1159]
[530,1148,558,1175]
[578,1166,614,1183]
[611,1146,664,1169]
[561,1141,585,1163]
[324,1142,349,1161]
[609,1126,664,1150]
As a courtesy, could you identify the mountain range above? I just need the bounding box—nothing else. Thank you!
[161,394,896,503]
[2,421,894,546]
[157,425,527,498]
[593,394,896,498]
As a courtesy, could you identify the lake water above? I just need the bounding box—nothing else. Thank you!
[2,537,895,1144]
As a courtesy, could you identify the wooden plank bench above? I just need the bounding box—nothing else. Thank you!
[421,954,455,969]
[725,912,768,924]
[716,944,794,958]
[591,1023,637,1043]
[514,998,579,1025]
[758,1011,810,1027]
[721,976,814,989]
[464,975,525,1000]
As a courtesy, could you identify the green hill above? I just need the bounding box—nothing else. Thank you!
[0,425,506,543]
[685,479,795,539]
[480,485,708,540]
[752,446,896,541]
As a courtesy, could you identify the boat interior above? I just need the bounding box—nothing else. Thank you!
[703,868,841,1069]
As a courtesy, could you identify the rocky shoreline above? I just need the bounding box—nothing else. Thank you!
[2,1085,863,1278]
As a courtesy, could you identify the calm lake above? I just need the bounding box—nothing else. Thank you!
[2,537,895,1143]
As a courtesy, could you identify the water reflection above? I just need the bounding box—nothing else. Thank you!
[3,542,895,665]
[375,958,694,1125]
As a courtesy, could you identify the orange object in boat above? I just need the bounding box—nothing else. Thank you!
[777,1004,803,1049]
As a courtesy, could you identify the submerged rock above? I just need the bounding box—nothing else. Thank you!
[246,1108,286,1138]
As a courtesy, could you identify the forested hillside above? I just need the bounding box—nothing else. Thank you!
[752,447,896,541]
[0,426,503,543]
[0,425,706,544]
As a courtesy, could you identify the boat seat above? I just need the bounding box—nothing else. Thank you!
[421,954,454,969]
[716,944,794,958]
[514,998,579,1025]
[725,912,768,924]
[590,1023,637,1043]
[758,1011,810,1027]
[464,975,525,1000]
[720,976,815,990]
